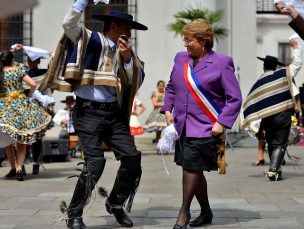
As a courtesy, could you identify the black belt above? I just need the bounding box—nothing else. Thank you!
[76,97,118,111]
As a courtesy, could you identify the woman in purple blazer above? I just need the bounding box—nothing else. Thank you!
[161,19,242,229]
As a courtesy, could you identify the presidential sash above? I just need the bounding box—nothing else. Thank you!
[183,62,221,123]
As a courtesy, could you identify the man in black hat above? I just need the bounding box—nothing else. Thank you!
[61,0,147,228]
[244,39,302,182]
[20,44,51,175]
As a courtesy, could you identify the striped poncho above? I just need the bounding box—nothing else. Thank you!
[46,27,144,119]
[242,67,296,128]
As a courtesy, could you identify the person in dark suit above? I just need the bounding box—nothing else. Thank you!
[25,51,49,175]
[275,2,304,40]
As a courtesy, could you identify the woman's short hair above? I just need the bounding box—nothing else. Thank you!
[0,50,14,67]
[182,19,214,50]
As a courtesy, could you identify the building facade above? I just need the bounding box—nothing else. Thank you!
[1,0,302,136]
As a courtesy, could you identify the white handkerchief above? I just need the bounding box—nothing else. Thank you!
[31,90,55,107]
[157,123,179,154]
[23,46,50,61]
[94,0,109,4]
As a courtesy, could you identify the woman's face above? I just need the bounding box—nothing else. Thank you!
[183,35,206,58]
[157,82,165,92]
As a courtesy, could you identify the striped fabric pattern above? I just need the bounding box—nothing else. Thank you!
[63,28,119,88]
[46,27,126,92]
[242,67,295,127]
[46,27,145,119]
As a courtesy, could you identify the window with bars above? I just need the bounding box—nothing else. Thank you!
[84,0,138,50]
[256,0,277,13]
[278,42,292,65]
[0,10,32,62]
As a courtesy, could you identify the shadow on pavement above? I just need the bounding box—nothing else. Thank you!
[86,207,261,228]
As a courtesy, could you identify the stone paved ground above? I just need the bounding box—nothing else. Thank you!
[0,136,304,229]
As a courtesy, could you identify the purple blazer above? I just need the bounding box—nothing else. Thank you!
[160,50,242,138]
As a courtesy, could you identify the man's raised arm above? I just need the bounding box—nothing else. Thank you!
[62,0,88,43]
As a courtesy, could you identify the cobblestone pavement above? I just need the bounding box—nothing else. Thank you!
[0,137,304,229]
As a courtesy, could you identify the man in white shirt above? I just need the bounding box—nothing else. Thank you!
[53,96,77,157]
[60,0,148,228]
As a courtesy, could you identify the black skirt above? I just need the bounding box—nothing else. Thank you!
[175,135,219,172]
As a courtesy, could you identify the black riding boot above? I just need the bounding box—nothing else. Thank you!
[267,146,286,181]
[106,154,142,228]
[67,158,106,229]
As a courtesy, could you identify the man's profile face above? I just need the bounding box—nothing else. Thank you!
[66,100,75,108]
[113,22,132,40]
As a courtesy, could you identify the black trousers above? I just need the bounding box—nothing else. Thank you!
[261,110,291,171]
[73,100,140,160]
[261,110,291,151]
[31,139,42,163]
[67,98,142,217]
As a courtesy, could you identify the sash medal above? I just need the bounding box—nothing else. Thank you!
[183,62,221,123]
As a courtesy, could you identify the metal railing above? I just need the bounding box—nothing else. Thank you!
[0,10,32,62]
[256,0,277,13]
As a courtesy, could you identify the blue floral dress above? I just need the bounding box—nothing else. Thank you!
[0,66,54,145]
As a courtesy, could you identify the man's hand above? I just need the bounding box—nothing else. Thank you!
[61,119,68,125]
[118,35,132,62]
[275,3,299,19]
[211,122,224,136]
[289,38,298,48]
[165,111,174,124]
[11,43,23,53]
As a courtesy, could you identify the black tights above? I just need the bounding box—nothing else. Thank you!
[176,169,211,225]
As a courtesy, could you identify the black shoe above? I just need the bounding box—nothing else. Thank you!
[251,159,265,166]
[5,168,16,178]
[173,213,191,229]
[16,170,24,181]
[189,212,213,227]
[32,164,40,175]
[106,200,133,227]
[66,217,86,229]
[278,170,282,180]
[265,171,280,181]
[22,165,26,176]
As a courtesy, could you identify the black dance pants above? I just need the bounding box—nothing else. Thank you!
[261,110,291,152]
[72,101,140,160]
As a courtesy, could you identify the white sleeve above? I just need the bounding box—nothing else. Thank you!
[62,6,84,43]
[289,48,302,79]
[53,110,67,126]
[124,59,134,84]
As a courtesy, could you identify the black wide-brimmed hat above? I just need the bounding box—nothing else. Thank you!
[61,96,76,103]
[91,11,148,30]
[257,55,285,66]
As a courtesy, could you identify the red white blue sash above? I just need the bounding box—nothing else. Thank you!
[184,62,221,123]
